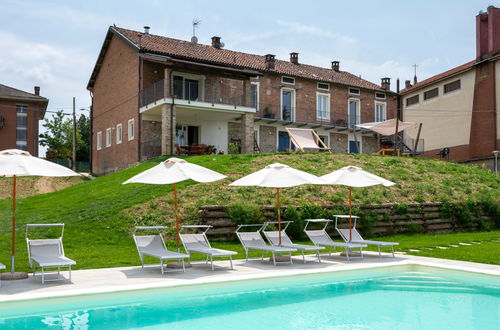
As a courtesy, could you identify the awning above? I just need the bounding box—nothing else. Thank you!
[286,128,330,152]
[356,119,418,136]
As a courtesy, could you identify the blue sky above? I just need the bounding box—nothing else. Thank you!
[0,0,494,129]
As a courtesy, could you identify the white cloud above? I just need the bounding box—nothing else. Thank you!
[276,20,357,43]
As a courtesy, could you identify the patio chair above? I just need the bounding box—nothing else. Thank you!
[334,215,399,257]
[133,226,189,274]
[262,221,324,263]
[26,224,76,284]
[304,219,367,261]
[180,225,237,271]
[235,224,297,265]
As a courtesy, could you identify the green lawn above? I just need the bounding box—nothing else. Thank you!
[0,153,498,272]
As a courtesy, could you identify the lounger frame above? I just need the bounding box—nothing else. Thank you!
[304,219,366,261]
[133,226,188,274]
[333,215,398,258]
[236,224,296,266]
[262,221,323,263]
[26,224,75,284]
[180,225,237,271]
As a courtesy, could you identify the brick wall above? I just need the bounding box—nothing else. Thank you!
[0,99,41,156]
[91,35,139,175]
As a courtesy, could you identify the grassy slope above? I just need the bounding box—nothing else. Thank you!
[0,153,498,272]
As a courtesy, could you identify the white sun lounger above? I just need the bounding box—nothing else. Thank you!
[26,224,76,284]
[236,224,297,265]
[334,215,399,258]
[180,225,237,271]
[262,221,324,263]
[133,226,189,274]
[304,219,367,261]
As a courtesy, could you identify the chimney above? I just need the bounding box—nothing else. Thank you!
[405,80,412,89]
[265,54,276,70]
[331,61,340,72]
[34,86,40,96]
[211,36,221,49]
[476,6,500,60]
[290,52,299,64]
[143,26,150,35]
[381,77,391,91]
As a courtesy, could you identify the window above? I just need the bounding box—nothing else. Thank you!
[375,92,386,99]
[16,105,28,150]
[172,74,200,100]
[116,123,122,144]
[316,92,330,120]
[317,82,330,91]
[128,119,135,141]
[106,128,112,147]
[348,98,360,128]
[424,87,439,100]
[375,102,386,122]
[281,76,295,85]
[349,140,360,153]
[250,82,259,110]
[444,80,461,94]
[349,88,360,95]
[406,95,419,106]
[96,131,102,150]
[281,88,295,121]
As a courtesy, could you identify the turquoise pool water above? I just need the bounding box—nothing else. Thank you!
[0,266,499,329]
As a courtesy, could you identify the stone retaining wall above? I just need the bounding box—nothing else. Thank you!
[197,203,494,239]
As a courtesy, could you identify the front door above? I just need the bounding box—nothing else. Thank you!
[349,140,360,153]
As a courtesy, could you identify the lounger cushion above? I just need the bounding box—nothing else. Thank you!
[238,232,296,252]
[31,255,76,267]
[350,239,399,246]
[135,235,189,260]
[264,231,323,251]
[337,228,398,246]
[245,245,296,253]
[188,247,237,257]
[279,243,324,251]
[28,239,76,267]
[141,249,189,260]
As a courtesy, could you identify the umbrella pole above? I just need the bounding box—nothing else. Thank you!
[276,188,281,245]
[11,175,17,273]
[173,183,180,251]
[348,187,352,242]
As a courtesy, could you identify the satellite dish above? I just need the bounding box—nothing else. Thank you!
[191,36,198,44]
[220,42,225,48]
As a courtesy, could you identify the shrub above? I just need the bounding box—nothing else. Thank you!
[226,201,264,225]
[284,206,305,240]
[395,203,408,215]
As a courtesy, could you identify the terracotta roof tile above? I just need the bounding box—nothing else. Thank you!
[0,84,48,102]
[113,27,386,92]
[400,60,476,94]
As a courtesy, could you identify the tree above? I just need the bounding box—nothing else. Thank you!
[39,111,90,162]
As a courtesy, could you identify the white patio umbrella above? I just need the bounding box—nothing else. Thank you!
[123,157,226,250]
[229,163,325,244]
[321,166,395,241]
[0,149,79,274]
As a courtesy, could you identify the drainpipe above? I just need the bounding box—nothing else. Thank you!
[169,69,174,155]
[89,91,93,174]
[137,51,142,161]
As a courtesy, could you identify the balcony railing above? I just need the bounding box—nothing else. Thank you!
[139,79,251,109]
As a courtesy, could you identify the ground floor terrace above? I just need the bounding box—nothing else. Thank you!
[139,100,381,159]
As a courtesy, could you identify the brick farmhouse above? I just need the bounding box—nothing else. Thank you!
[401,6,500,163]
[0,84,48,156]
[87,26,397,175]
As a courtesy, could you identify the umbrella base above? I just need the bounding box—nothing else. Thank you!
[1,272,29,280]
[166,262,192,269]
[269,255,291,263]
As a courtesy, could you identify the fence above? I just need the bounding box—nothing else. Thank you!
[48,159,90,173]
[196,203,496,239]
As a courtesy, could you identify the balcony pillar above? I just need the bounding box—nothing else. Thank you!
[163,67,173,98]
[240,112,254,154]
[161,103,176,155]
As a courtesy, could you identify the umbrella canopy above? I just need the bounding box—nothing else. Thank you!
[123,157,226,249]
[230,163,325,244]
[321,166,395,240]
[0,149,80,273]
[0,149,79,177]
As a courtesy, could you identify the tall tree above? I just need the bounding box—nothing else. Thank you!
[76,114,90,162]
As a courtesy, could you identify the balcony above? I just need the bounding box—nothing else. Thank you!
[139,79,256,114]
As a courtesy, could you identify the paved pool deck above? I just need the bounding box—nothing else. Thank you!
[1,252,499,303]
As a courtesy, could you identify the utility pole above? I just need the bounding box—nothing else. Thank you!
[72,97,76,171]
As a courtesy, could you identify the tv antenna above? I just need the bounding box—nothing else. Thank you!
[413,64,418,84]
[191,19,201,43]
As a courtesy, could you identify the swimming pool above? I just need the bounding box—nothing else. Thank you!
[0,265,498,329]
